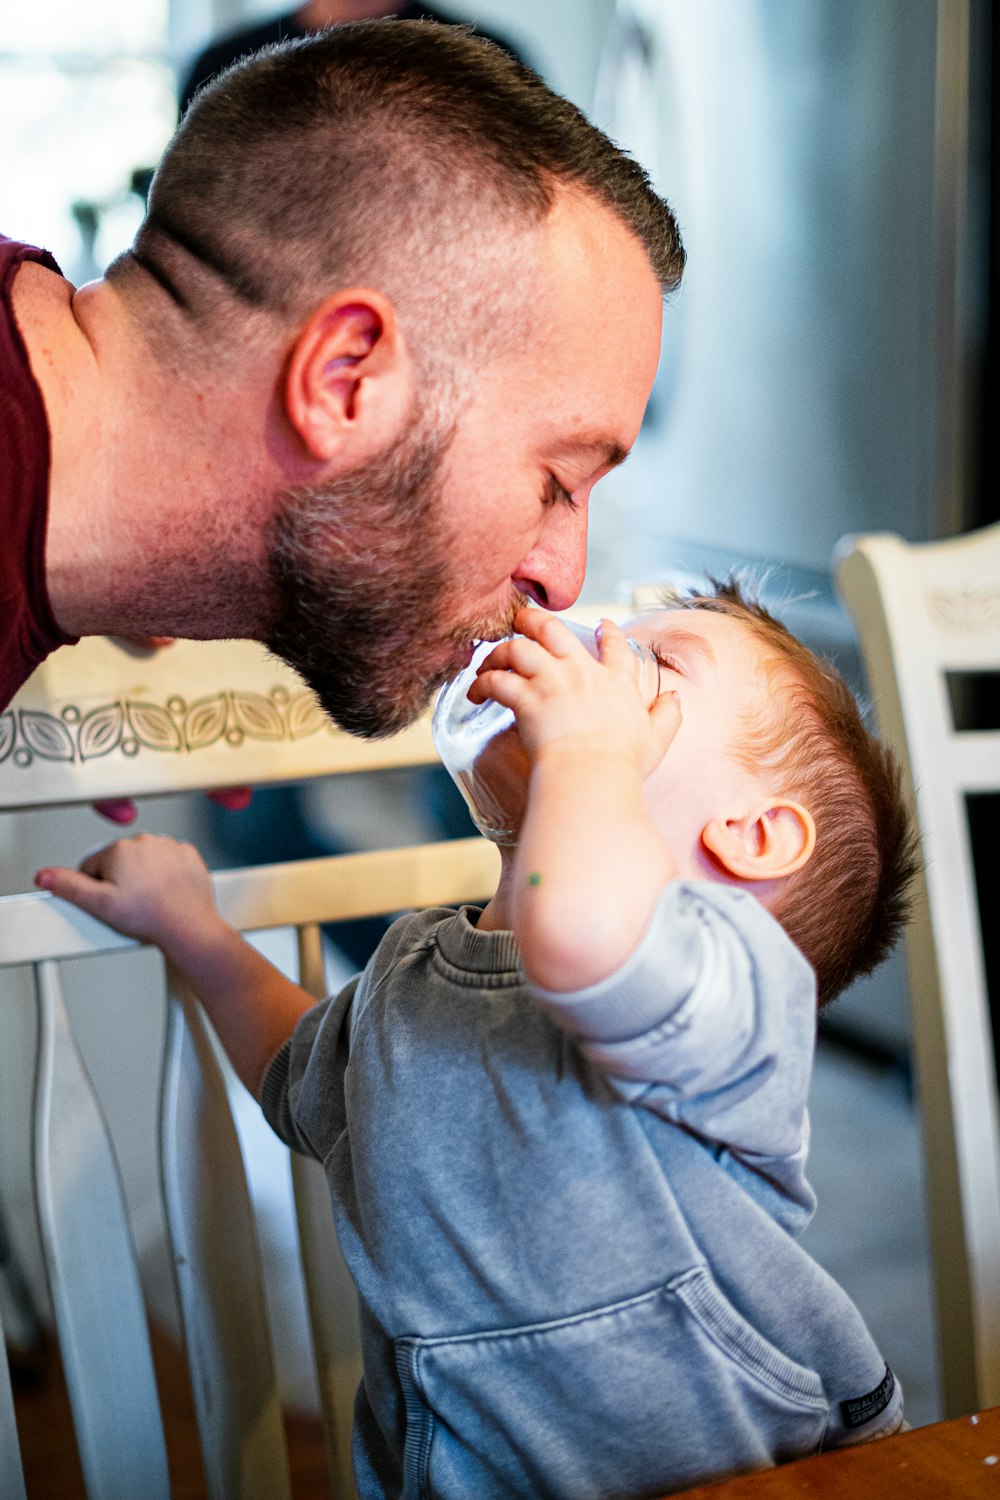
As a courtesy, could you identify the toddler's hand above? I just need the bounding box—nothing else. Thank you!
[469,609,681,778]
[35,834,220,958]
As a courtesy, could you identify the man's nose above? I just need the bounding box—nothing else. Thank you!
[511,506,589,613]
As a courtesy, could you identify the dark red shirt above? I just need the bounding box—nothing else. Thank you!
[0,235,78,710]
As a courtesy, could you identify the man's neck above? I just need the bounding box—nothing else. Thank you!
[14,263,279,642]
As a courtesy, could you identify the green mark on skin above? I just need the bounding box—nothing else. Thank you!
[527,871,543,887]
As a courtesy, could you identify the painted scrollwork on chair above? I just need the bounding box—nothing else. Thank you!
[926,585,1000,637]
[0,635,437,810]
[0,691,334,770]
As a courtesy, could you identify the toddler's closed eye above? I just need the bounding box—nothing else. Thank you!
[650,647,684,675]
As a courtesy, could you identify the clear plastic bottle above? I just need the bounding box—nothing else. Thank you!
[432,617,661,845]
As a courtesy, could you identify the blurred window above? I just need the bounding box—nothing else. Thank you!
[0,0,177,279]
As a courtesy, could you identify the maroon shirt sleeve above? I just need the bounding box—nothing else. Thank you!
[0,234,79,711]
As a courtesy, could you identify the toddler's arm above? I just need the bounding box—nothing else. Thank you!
[470,608,681,992]
[35,836,314,1097]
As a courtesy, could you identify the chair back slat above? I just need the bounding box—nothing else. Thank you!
[292,923,361,1500]
[159,973,293,1500]
[0,1304,29,1500]
[291,1150,362,1500]
[835,523,1000,1417]
[0,891,138,964]
[213,839,501,934]
[950,734,1000,791]
[32,958,171,1500]
[0,839,500,963]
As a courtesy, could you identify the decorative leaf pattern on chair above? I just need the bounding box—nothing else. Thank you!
[230,693,284,741]
[0,688,336,769]
[79,703,125,760]
[184,696,229,750]
[19,711,75,762]
[128,703,183,753]
[288,693,327,740]
[928,587,1000,635]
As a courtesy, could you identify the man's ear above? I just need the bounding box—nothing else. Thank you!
[284,290,414,462]
[702,799,816,882]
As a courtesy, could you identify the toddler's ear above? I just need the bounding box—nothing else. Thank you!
[702,800,815,882]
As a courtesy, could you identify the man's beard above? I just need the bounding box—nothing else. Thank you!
[265,405,523,739]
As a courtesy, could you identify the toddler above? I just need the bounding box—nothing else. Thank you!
[39,579,918,1499]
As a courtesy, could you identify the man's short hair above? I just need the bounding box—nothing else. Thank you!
[659,577,920,1008]
[117,21,684,359]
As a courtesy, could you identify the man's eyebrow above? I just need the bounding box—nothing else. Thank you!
[599,440,630,470]
[653,626,717,666]
[560,434,631,470]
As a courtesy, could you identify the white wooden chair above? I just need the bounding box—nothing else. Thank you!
[0,633,502,1499]
[834,521,1000,1419]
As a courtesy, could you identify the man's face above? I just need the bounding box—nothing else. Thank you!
[431,190,664,642]
[626,608,777,878]
[266,190,663,738]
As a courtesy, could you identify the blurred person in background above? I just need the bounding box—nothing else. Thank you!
[179,1,528,115]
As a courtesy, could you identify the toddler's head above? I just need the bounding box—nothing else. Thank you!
[628,578,918,1005]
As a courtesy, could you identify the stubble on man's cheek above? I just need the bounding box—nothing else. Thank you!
[263,425,455,735]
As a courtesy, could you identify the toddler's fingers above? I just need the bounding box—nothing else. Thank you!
[468,667,529,712]
[495,636,553,673]
[594,618,632,667]
[512,608,589,657]
[78,842,126,880]
[649,689,683,751]
[471,636,551,691]
[472,641,512,678]
[35,865,116,921]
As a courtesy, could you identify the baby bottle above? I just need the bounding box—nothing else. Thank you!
[432,616,661,845]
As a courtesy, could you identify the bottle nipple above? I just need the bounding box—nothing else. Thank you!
[623,634,661,707]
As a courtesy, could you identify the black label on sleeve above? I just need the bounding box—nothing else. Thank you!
[840,1365,896,1429]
